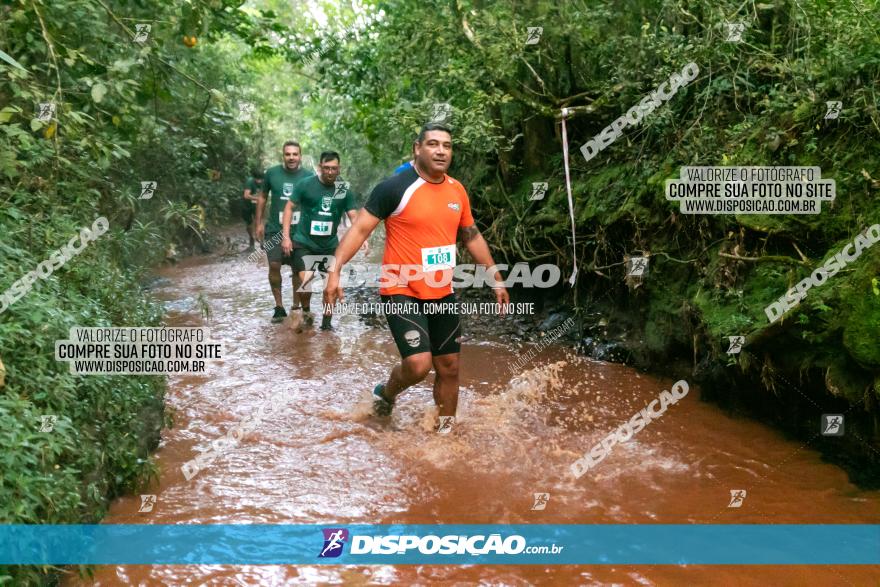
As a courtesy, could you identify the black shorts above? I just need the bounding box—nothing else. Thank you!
[381,294,461,358]
[292,247,334,273]
[264,232,294,266]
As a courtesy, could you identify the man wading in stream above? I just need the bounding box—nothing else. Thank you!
[280,150,364,331]
[255,141,315,323]
[323,123,509,434]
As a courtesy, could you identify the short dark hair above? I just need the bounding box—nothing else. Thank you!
[282,140,301,152]
[319,151,340,164]
[417,123,452,143]
[251,168,264,179]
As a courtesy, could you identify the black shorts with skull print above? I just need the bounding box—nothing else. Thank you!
[380,293,461,358]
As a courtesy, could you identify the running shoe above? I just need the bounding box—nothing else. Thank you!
[303,311,315,327]
[437,416,455,435]
[372,383,394,417]
[320,315,333,330]
[271,306,287,323]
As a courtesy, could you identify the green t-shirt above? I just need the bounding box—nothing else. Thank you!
[292,176,359,254]
[261,164,315,234]
[244,177,263,208]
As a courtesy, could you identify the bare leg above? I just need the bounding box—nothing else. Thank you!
[269,262,283,307]
[297,270,312,312]
[431,353,459,417]
[292,270,304,309]
[384,352,432,400]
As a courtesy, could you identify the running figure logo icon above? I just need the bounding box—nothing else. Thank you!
[821,414,844,436]
[318,528,349,558]
[339,332,356,357]
[238,102,255,122]
[133,24,151,43]
[37,102,56,122]
[298,255,333,292]
[333,180,349,199]
[39,415,57,432]
[725,22,745,42]
[431,102,452,124]
[525,27,543,45]
[140,181,157,200]
[726,336,745,354]
[437,416,454,434]
[138,494,156,513]
[728,489,746,508]
[529,182,548,201]
[531,493,549,510]
[824,101,842,120]
[627,256,648,277]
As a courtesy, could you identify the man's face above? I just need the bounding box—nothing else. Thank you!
[318,158,340,184]
[414,130,452,176]
[283,146,301,170]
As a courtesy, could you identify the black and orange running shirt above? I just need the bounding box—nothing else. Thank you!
[365,167,475,300]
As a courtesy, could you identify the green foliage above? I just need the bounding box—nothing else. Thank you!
[283,0,879,406]
[0,0,285,582]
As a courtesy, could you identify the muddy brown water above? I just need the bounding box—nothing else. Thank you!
[65,239,880,586]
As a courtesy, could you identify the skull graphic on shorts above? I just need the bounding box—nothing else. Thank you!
[404,330,420,348]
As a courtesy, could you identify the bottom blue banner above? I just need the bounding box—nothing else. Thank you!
[0,524,877,565]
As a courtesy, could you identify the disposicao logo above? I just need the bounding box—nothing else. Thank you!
[318,528,349,558]
[317,528,544,557]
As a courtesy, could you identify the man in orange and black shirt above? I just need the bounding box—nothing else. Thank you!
[324,123,509,434]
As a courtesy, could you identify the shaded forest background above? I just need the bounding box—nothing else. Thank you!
[1,0,879,582]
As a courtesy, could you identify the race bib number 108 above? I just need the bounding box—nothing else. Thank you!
[421,244,456,271]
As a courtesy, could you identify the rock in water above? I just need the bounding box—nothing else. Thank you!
[592,342,632,364]
[538,312,567,332]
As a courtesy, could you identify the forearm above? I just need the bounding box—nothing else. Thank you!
[465,234,504,286]
[255,195,266,225]
[331,222,370,273]
[282,201,294,236]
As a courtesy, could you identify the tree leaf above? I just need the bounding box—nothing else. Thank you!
[0,48,27,72]
[0,106,19,124]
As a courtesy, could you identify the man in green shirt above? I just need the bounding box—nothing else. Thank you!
[281,151,360,330]
[255,140,315,323]
[242,169,263,252]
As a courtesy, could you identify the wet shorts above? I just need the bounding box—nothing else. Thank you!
[264,232,294,266]
[381,293,461,358]
[292,247,333,274]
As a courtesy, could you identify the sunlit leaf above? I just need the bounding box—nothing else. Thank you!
[91,83,107,103]
[0,48,27,71]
